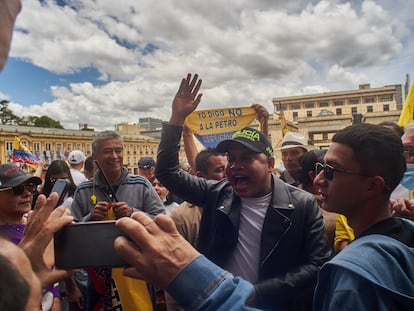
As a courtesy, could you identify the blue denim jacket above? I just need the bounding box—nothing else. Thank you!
[167,255,262,311]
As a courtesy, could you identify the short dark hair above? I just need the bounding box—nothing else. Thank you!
[84,156,94,172]
[195,148,226,174]
[332,123,405,195]
[298,149,327,186]
[377,121,404,137]
[0,253,30,311]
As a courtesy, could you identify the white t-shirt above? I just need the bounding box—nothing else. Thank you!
[70,168,88,186]
[224,192,271,282]
[164,201,179,216]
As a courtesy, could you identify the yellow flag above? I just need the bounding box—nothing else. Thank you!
[398,82,414,127]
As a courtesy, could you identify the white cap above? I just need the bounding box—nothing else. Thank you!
[68,150,86,164]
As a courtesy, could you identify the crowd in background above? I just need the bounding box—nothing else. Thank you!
[1,4,414,310]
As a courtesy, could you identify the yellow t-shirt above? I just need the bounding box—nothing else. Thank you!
[334,214,355,253]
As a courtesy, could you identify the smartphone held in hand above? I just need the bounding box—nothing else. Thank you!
[54,220,128,269]
[50,178,71,208]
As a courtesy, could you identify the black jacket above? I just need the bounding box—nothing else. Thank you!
[156,123,332,310]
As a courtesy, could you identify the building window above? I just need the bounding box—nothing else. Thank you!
[291,104,301,110]
[67,143,72,152]
[367,106,373,113]
[319,101,329,107]
[304,102,314,109]
[349,98,359,105]
[383,104,390,112]
[322,133,328,140]
[307,111,312,117]
[336,108,342,115]
[351,107,357,114]
[5,141,13,151]
[275,104,287,111]
[56,143,62,152]
[86,144,91,155]
[293,111,298,121]
[5,141,13,159]
[33,142,40,151]
[76,143,81,150]
[333,100,344,106]
[364,97,375,103]
[45,143,51,151]
[380,95,393,102]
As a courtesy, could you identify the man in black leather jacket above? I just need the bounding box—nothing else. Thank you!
[155,73,331,310]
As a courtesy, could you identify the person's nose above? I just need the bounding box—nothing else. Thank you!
[313,170,326,188]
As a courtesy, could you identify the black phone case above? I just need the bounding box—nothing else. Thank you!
[54,221,128,269]
[50,179,71,207]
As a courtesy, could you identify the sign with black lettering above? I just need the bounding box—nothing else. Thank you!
[185,107,257,148]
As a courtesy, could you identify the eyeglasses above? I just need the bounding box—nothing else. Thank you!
[0,183,38,196]
[315,162,366,181]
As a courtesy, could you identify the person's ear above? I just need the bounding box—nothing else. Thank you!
[308,171,316,181]
[268,157,275,171]
[367,176,388,195]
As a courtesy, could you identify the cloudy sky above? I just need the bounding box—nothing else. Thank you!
[0,0,413,131]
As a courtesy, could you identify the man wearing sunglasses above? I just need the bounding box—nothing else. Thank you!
[313,123,414,310]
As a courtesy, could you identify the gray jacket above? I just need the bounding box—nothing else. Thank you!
[71,167,165,222]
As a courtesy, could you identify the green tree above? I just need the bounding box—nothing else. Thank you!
[27,115,64,129]
[0,100,23,125]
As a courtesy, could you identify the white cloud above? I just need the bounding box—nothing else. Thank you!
[3,0,414,130]
[0,92,10,101]
[327,64,369,88]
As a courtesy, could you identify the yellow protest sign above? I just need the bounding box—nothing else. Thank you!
[185,107,257,148]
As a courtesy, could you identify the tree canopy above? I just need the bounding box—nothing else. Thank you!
[0,100,64,129]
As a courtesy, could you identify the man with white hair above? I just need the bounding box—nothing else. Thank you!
[278,132,310,186]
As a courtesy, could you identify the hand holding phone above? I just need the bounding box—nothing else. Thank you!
[54,221,128,269]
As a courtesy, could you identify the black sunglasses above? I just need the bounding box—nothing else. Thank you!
[0,183,37,196]
[315,162,365,181]
[315,162,392,191]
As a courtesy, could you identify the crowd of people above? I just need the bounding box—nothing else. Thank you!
[1,2,414,310]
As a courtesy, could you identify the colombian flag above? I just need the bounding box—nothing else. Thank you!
[12,137,39,165]
[398,82,414,127]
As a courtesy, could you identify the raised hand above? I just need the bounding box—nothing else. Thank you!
[169,73,203,125]
[19,193,74,288]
